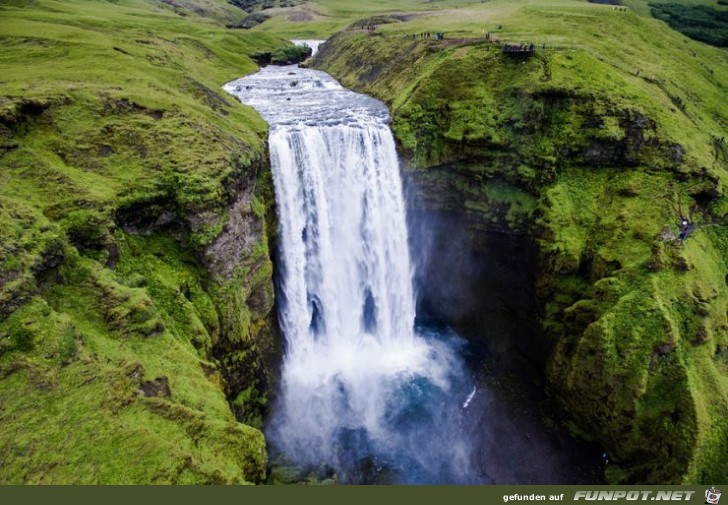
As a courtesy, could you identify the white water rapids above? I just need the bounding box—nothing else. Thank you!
[224,43,476,483]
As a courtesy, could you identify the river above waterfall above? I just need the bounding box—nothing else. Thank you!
[223,45,603,485]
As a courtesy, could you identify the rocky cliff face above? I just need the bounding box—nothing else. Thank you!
[314,28,728,484]
[203,156,280,428]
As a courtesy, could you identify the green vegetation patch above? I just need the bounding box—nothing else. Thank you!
[649,2,728,47]
[251,44,313,65]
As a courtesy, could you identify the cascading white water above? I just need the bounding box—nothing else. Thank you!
[266,119,459,469]
[270,123,417,351]
[224,44,475,483]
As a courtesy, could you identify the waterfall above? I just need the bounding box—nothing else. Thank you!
[266,114,459,473]
[224,51,475,484]
[270,123,417,351]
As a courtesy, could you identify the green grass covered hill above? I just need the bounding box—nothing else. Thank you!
[235,0,728,46]
[312,0,728,484]
[0,0,290,484]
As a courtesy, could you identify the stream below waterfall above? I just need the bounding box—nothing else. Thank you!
[224,41,603,485]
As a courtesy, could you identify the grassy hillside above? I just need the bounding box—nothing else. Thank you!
[313,0,727,484]
[0,0,289,484]
[232,0,491,38]
[233,0,728,44]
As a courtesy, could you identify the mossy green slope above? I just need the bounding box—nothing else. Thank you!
[0,0,285,483]
[315,0,727,484]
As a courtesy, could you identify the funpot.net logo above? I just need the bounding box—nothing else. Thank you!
[573,491,696,501]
